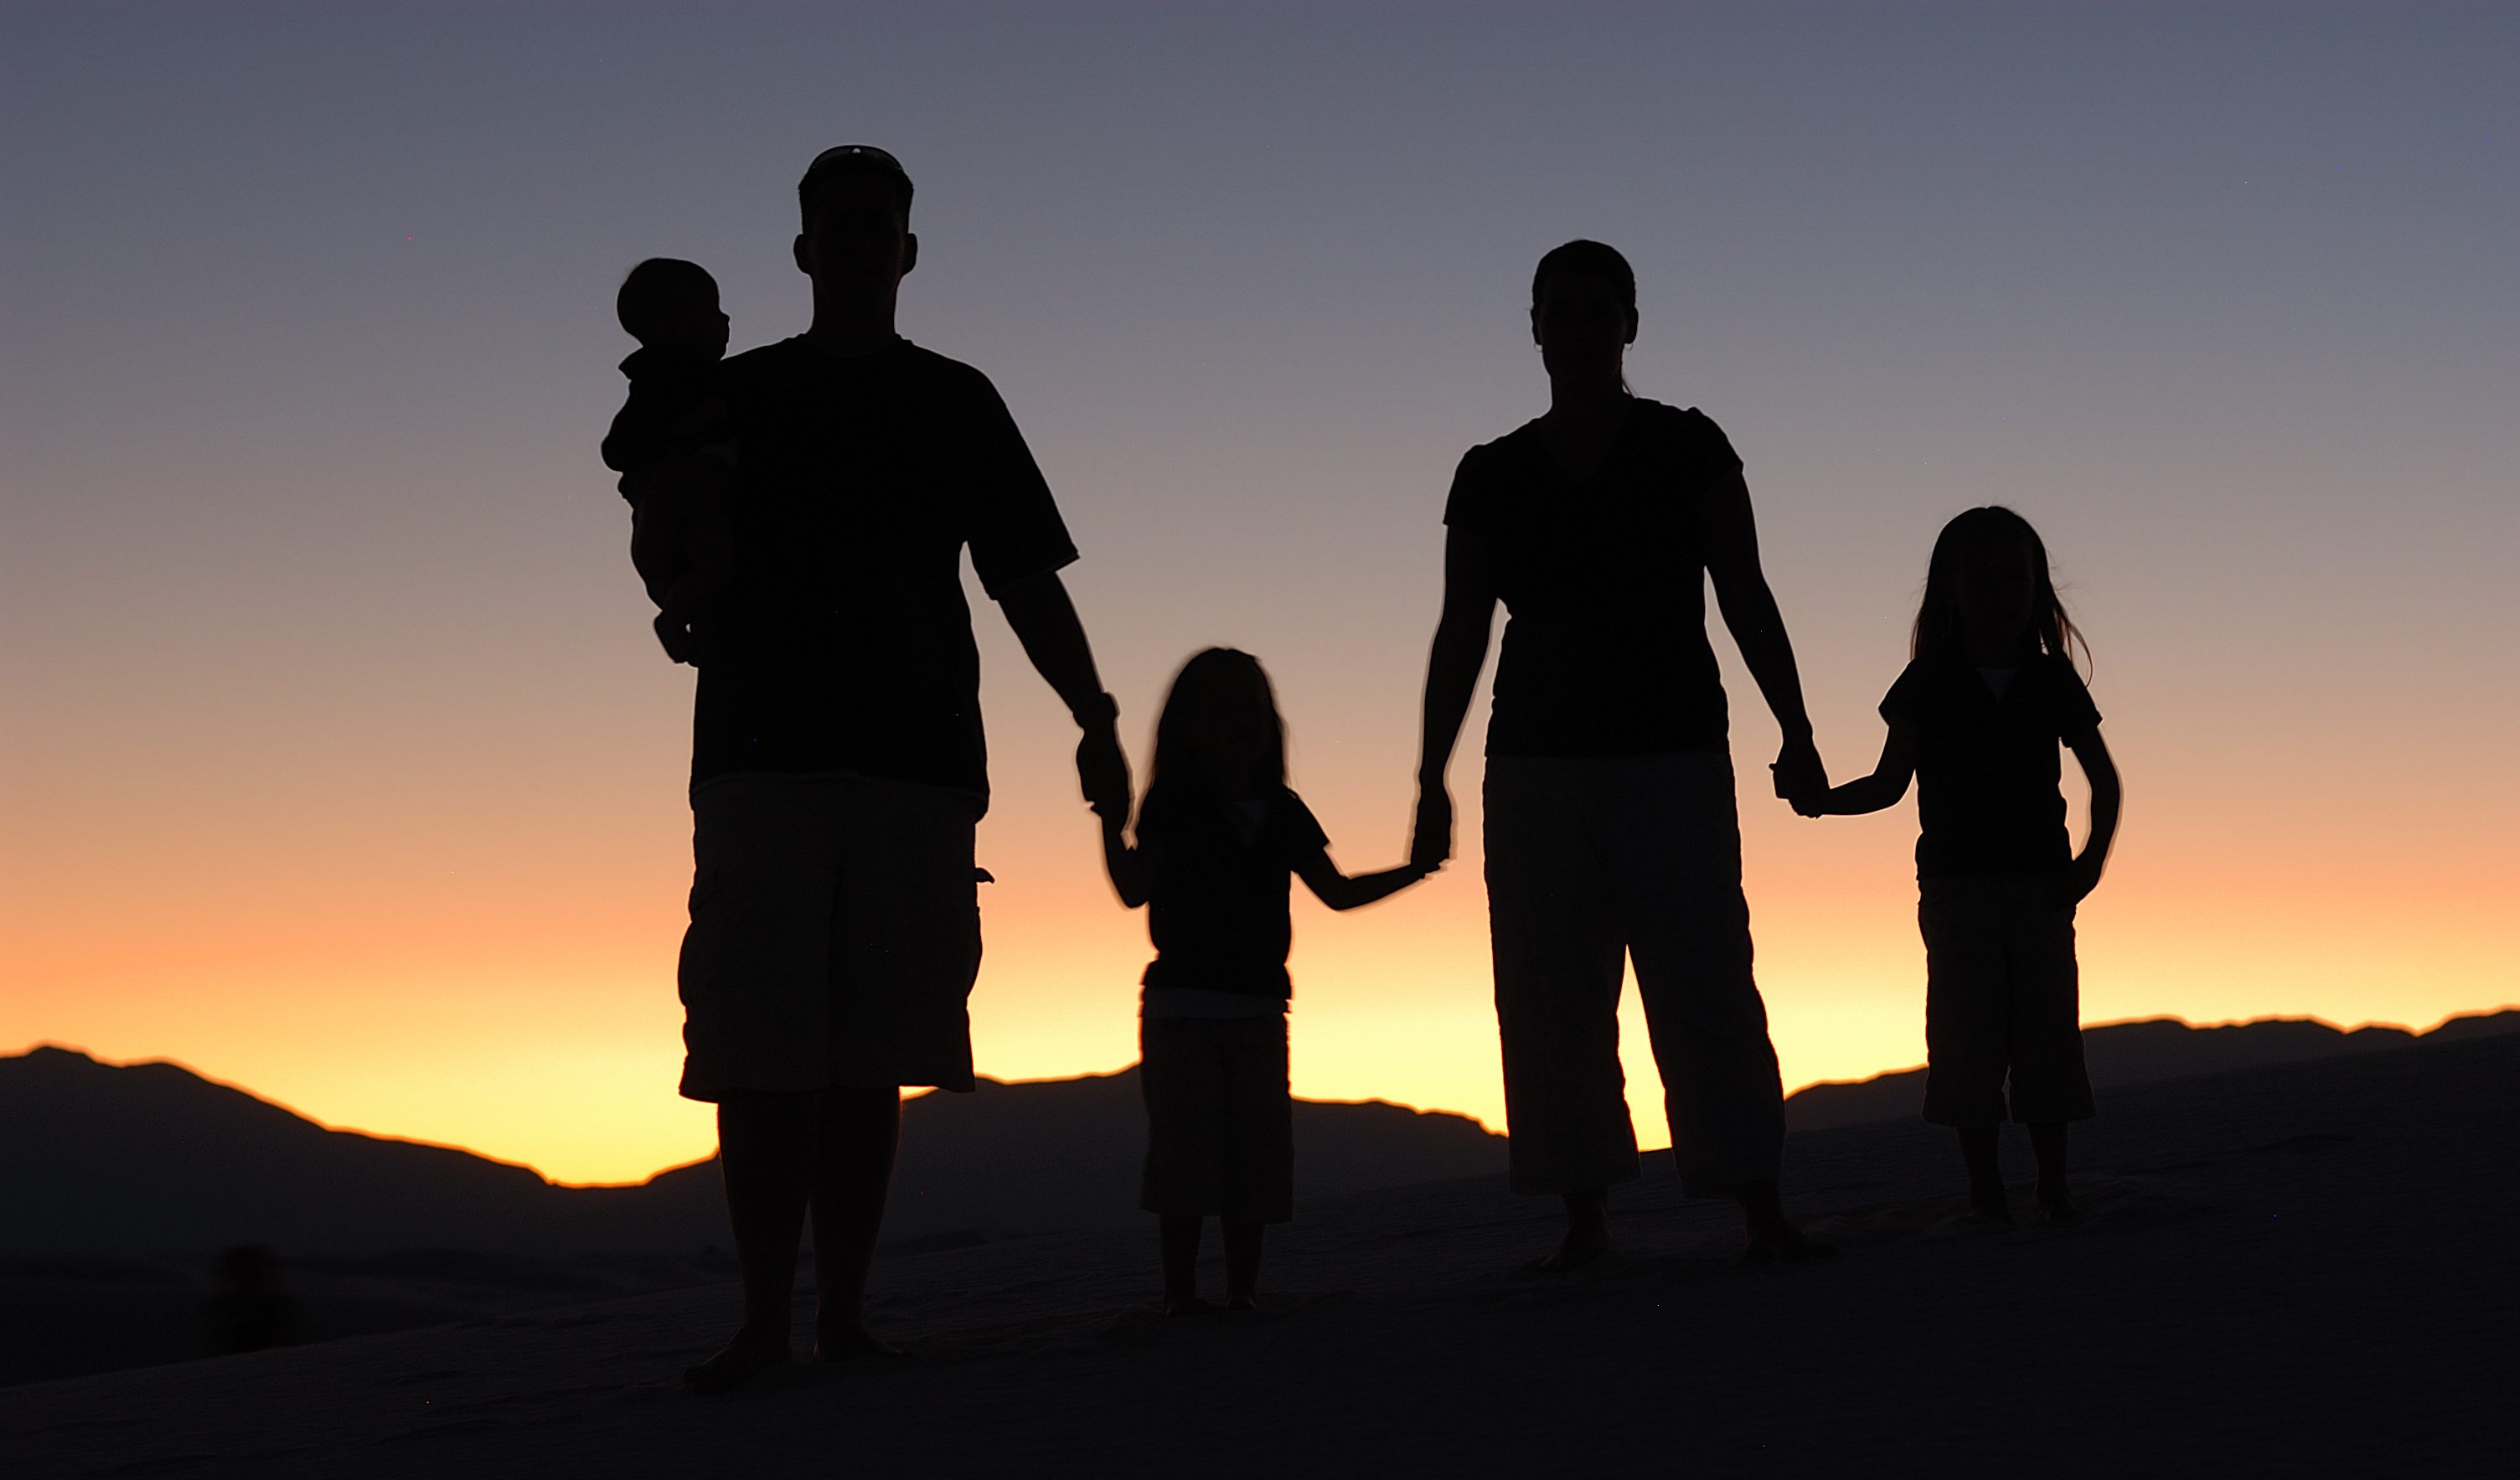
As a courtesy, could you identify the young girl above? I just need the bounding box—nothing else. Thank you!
[1097,648,1436,1313]
[1798,507,2121,1221]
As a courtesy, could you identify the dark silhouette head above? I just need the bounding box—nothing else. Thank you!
[799,143,914,229]
[1531,240,1638,385]
[1912,506,2088,672]
[1147,647,1286,806]
[616,258,730,357]
[794,145,919,312]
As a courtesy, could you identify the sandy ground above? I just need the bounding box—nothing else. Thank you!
[8,1033,2514,1478]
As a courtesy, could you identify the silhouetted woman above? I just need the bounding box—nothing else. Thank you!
[1409,241,1831,1266]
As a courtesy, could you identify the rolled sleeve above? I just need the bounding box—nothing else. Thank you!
[960,372,1081,599]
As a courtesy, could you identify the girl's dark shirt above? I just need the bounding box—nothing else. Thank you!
[1879,653,2102,879]
[1443,400,1740,758]
[1138,786,1330,1001]
[686,336,1078,805]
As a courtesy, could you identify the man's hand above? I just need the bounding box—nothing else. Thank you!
[1409,784,1454,870]
[1770,735,1827,811]
[1077,717,1131,820]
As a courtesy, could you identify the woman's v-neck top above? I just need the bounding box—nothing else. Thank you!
[1443,399,1743,757]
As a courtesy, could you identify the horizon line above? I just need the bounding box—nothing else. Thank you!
[15,1001,2517,1189]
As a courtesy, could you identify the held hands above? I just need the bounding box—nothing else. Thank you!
[1076,709,1132,821]
[1770,735,1829,816]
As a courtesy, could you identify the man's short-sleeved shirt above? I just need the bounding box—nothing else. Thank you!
[1138,786,1330,1002]
[1880,653,2102,879]
[1443,400,1742,757]
[691,336,1077,802]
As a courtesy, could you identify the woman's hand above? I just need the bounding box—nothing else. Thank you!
[1410,785,1454,870]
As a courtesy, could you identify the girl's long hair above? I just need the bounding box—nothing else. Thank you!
[1143,647,1286,817]
[1911,506,2089,675]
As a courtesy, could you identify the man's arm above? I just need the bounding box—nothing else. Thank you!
[997,570,1129,817]
[1702,467,1825,804]
[1412,527,1500,868]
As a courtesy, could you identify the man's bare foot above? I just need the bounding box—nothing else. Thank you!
[1533,1188,1611,1271]
[1738,1181,1837,1263]
[810,1326,908,1363]
[683,1333,789,1394]
[1162,1295,1211,1318]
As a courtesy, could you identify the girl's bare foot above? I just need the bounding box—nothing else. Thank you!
[683,1332,789,1394]
[1533,1189,1610,1271]
[2030,1124,2077,1219]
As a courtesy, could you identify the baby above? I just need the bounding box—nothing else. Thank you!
[600,257,736,665]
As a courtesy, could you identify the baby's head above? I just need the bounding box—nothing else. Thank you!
[617,257,730,358]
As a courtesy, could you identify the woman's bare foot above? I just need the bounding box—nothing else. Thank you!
[1225,1294,1258,1312]
[2036,1178,2081,1220]
[683,1332,790,1394]
[1162,1295,1211,1318]
[1533,1189,1610,1271]
[810,1324,907,1363]
[1969,1182,2015,1224]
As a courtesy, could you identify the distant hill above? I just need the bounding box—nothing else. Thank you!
[10,1009,2513,1264]
[0,1051,1504,1262]
[1782,1010,2520,1132]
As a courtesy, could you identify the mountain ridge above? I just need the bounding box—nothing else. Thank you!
[6,1008,2512,1263]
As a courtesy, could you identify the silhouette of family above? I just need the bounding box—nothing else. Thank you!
[599,146,2120,1393]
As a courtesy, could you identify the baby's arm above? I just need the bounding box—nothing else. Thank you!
[2059,726,2121,905]
[1294,848,1437,912]
[1097,810,1155,909]
[1797,719,1920,817]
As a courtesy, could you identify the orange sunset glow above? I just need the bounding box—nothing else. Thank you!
[8,3,2514,1192]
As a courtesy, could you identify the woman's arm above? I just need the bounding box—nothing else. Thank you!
[1799,720,1919,817]
[1412,527,1500,867]
[1294,849,1435,912]
[1098,813,1153,910]
[2060,726,2121,905]
[1701,467,1826,804]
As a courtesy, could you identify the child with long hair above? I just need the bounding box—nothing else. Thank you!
[1098,648,1437,1312]
[1798,508,2121,1220]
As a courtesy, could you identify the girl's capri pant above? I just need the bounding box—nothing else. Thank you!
[1918,873,2097,1127]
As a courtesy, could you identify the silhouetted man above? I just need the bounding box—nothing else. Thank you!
[636,146,1130,1391]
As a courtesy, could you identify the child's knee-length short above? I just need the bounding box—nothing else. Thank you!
[1918,873,2096,1127]
[1138,1014,1295,1224]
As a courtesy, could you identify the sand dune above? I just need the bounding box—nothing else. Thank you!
[8,1030,2512,1476]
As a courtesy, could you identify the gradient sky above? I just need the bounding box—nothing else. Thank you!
[7,3,2514,1185]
